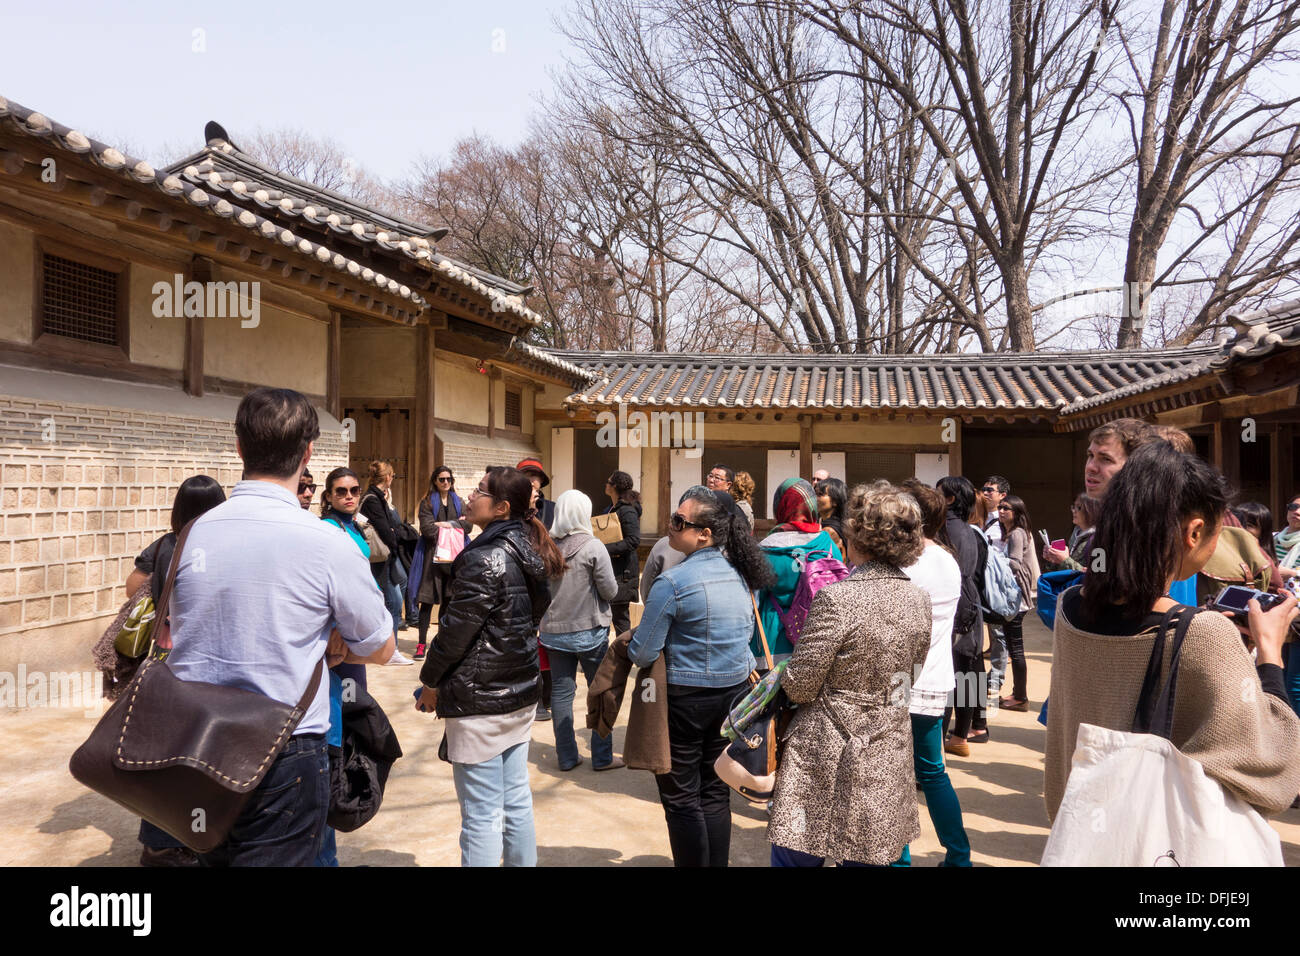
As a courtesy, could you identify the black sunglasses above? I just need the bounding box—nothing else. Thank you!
[669,512,707,532]
[1289,502,1300,512]
[982,486,998,493]
[437,476,454,482]
[298,482,317,493]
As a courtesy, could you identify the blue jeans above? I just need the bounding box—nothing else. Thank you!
[314,826,338,867]
[373,561,404,634]
[450,741,536,867]
[138,819,185,850]
[199,733,330,867]
[771,844,910,867]
[1283,644,1300,719]
[545,635,614,769]
[911,713,972,866]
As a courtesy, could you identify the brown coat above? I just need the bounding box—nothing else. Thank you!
[1045,602,1300,822]
[586,629,670,774]
[767,562,932,864]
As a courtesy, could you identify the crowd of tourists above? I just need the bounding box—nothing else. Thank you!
[89,388,1300,868]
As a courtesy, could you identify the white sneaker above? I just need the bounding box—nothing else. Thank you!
[385,649,415,666]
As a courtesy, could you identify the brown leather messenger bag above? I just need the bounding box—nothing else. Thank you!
[69,518,326,853]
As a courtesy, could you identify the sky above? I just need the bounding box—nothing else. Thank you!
[0,0,573,181]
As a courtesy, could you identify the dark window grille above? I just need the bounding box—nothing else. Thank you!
[504,389,522,428]
[42,253,119,346]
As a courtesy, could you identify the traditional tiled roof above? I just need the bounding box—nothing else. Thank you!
[0,96,428,315]
[508,340,593,384]
[1207,298,1300,371]
[1061,298,1300,415]
[555,348,1214,413]
[168,125,544,327]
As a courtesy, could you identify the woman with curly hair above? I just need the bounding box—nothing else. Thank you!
[732,471,756,531]
[768,482,933,866]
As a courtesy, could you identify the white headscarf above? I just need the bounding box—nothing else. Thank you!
[550,489,594,539]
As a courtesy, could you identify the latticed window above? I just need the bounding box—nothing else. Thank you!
[41,252,120,346]
[504,388,522,428]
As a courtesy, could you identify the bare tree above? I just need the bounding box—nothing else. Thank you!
[241,127,392,210]
[554,0,1004,352]
[794,0,1122,350]
[1110,0,1300,346]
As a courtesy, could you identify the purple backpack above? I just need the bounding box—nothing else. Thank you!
[769,548,851,645]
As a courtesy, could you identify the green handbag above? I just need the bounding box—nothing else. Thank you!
[113,591,157,659]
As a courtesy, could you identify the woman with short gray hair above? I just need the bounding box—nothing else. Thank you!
[768,482,933,866]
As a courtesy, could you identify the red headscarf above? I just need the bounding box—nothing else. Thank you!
[769,478,822,535]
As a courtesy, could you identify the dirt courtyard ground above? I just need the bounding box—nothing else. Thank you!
[5,614,1300,866]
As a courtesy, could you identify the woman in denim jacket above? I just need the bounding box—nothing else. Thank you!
[629,486,776,867]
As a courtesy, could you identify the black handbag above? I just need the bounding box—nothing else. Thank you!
[69,519,326,853]
[327,683,403,832]
[714,595,793,802]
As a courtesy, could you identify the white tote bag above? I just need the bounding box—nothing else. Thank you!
[1041,721,1283,866]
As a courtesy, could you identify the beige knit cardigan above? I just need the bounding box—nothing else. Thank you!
[1045,603,1300,823]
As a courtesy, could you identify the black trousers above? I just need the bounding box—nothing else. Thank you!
[610,602,632,637]
[654,682,746,867]
[946,649,986,738]
[1003,612,1028,701]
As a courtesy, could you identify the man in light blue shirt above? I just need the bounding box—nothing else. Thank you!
[168,387,394,866]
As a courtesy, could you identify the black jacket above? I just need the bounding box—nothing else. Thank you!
[419,518,552,718]
[328,683,403,833]
[360,484,399,552]
[535,493,556,531]
[604,500,642,602]
[945,512,986,657]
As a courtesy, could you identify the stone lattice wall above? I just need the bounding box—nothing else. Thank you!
[0,393,348,640]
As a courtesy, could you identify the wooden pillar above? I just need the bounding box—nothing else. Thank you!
[1221,417,1242,487]
[799,415,813,479]
[1210,418,1226,472]
[326,310,341,420]
[658,445,672,536]
[413,324,436,503]
[1271,423,1293,520]
[184,256,209,397]
[950,418,963,477]
[487,366,497,439]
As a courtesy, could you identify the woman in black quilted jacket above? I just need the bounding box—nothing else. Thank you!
[414,466,565,867]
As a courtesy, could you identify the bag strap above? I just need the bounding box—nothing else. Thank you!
[153,516,326,714]
[151,518,197,641]
[1132,604,1197,740]
[751,592,774,671]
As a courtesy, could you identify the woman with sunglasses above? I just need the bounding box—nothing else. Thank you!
[415,466,565,866]
[413,466,472,660]
[629,486,775,866]
[317,467,393,864]
[1043,494,1101,571]
[995,494,1040,711]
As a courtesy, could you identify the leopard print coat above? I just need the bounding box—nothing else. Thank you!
[768,561,932,864]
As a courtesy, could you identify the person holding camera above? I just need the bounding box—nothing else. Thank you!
[1045,441,1300,823]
